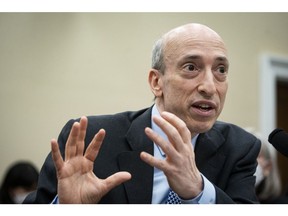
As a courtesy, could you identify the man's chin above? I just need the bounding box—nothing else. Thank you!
[188,122,214,135]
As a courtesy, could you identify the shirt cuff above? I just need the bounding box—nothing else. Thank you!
[181,174,216,204]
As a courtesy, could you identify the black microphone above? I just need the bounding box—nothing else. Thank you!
[268,128,288,158]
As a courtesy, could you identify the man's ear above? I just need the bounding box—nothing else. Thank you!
[148,69,163,97]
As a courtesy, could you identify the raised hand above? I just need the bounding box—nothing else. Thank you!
[140,111,203,200]
[51,116,131,204]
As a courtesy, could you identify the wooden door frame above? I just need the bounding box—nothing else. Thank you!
[260,53,288,139]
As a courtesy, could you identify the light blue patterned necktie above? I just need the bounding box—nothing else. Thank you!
[166,189,181,204]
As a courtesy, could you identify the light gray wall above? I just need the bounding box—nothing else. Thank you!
[1,12,288,180]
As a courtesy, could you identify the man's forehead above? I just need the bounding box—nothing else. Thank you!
[163,27,226,51]
[165,37,228,59]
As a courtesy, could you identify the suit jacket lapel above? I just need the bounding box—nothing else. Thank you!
[118,107,154,204]
[195,126,227,182]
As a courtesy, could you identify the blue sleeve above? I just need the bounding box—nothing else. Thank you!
[180,174,216,204]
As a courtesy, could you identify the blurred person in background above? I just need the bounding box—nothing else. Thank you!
[0,161,39,204]
[246,128,288,203]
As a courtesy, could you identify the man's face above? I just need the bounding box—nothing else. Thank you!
[155,27,229,136]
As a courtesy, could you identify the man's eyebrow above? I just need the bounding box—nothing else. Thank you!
[180,55,229,64]
[182,55,201,60]
[215,56,229,63]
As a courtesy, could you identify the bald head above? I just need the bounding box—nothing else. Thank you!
[164,23,223,41]
[151,23,227,73]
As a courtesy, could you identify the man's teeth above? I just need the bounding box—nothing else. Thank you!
[199,104,210,108]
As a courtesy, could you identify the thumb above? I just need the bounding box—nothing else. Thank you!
[104,171,131,192]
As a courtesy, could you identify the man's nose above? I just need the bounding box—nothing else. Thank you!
[197,70,217,97]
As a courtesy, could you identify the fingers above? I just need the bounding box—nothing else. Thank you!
[150,112,191,153]
[104,171,131,193]
[65,121,80,160]
[142,111,193,172]
[144,127,174,159]
[160,112,191,144]
[84,129,106,162]
[140,151,166,171]
[76,117,88,156]
[54,115,104,165]
[65,116,88,160]
[51,139,64,173]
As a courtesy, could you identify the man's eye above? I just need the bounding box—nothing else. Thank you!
[185,64,197,72]
[218,66,226,74]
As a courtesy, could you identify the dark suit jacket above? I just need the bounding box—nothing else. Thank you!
[24,106,261,204]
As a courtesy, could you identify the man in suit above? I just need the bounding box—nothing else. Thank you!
[24,23,261,204]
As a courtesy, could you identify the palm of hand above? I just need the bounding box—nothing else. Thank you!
[57,156,106,204]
